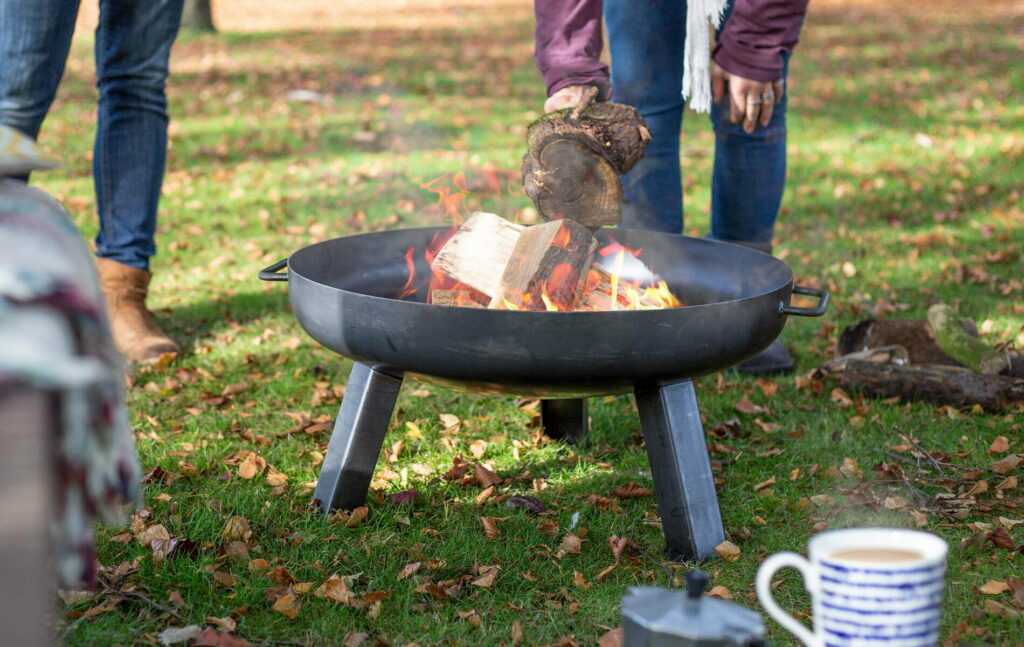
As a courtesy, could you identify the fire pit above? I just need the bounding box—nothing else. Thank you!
[259,226,828,559]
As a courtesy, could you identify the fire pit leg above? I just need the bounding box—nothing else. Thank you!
[313,362,403,516]
[541,398,588,444]
[635,378,725,560]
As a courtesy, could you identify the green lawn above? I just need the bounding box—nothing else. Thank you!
[39,1,1023,645]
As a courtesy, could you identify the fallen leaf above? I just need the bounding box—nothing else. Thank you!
[389,489,418,506]
[987,527,1017,550]
[840,457,862,478]
[754,476,776,492]
[537,520,559,535]
[1007,577,1024,609]
[984,598,1019,619]
[205,616,237,632]
[884,496,908,510]
[979,580,1011,595]
[158,625,202,645]
[990,436,1010,453]
[472,568,499,588]
[474,464,502,488]
[708,585,733,599]
[398,562,422,580]
[249,558,271,571]
[469,439,488,459]
[136,524,171,546]
[315,575,356,604]
[343,632,369,647]
[439,413,460,429]
[715,540,741,562]
[212,571,235,588]
[991,454,1022,475]
[269,566,296,585]
[505,494,545,514]
[57,590,92,605]
[597,628,624,647]
[512,621,524,646]
[734,396,765,414]
[272,592,301,619]
[612,482,653,499]
[222,516,252,541]
[481,516,500,539]
[909,510,929,527]
[192,629,254,647]
[265,467,288,487]
[559,533,583,555]
[996,476,1018,491]
[572,571,590,588]
[346,506,369,528]
[475,485,496,505]
[999,517,1024,530]
[237,452,266,479]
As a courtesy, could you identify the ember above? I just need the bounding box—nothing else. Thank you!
[400,212,683,311]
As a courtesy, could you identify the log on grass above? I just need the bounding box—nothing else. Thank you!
[837,318,977,365]
[430,212,524,297]
[490,219,598,310]
[927,304,1009,375]
[522,102,650,229]
[825,360,1024,412]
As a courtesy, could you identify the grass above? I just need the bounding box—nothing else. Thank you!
[34,0,1024,645]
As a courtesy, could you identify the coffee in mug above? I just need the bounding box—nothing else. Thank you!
[756,527,947,647]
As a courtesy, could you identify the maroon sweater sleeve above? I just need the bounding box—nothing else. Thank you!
[713,0,810,82]
[534,0,611,99]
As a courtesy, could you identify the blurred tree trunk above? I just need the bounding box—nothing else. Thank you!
[181,0,216,32]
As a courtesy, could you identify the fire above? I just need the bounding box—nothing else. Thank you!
[400,173,683,311]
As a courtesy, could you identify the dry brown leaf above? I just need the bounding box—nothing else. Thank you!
[469,439,488,459]
[612,482,653,499]
[991,454,1022,475]
[909,509,928,527]
[572,571,591,588]
[715,540,741,562]
[481,516,500,539]
[192,629,254,647]
[439,412,460,429]
[272,592,300,619]
[472,568,499,588]
[996,476,1019,491]
[342,632,369,647]
[597,628,624,647]
[987,527,1018,550]
[979,580,1011,595]
[476,485,496,505]
[135,524,171,546]
[269,566,296,585]
[734,396,766,414]
[205,616,237,632]
[840,457,862,478]
[222,516,252,541]
[315,575,356,605]
[884,496,908,510]
[999,517,1024,529]
[237,452,266,479]
[512,621,524,646]
[346,506,369,528]
[708,585,733,599]
[212,571,235,588]
[265,467,288,487]
[559,533,583,554]
[537,519,559,535]
[398,562,422,580]
[989,436,1011,453]
[249,558,271,571]
[474,464,502,488]
[1007,577,1024,609]
[754,476,776,492]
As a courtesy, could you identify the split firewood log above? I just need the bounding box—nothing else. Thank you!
[428,288,488,308]
[430,212,524,298]
[521,102,650,229]
[490,219,598,310]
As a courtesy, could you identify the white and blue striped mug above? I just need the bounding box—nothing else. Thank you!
[756,528,948,647]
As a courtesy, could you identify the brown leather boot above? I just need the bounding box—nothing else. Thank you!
[95,257,180,363]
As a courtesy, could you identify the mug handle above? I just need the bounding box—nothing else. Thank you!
[756,552,818,647]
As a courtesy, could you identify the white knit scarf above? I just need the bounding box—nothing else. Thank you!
[682,0,729,113]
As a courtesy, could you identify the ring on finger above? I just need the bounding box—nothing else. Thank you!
[746,97,763,106]
[761,91,775,101]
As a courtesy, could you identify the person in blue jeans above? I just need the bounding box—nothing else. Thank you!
[535,0,809,373]
[0,0,185,363]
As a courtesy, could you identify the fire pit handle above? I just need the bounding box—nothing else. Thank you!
[780,284,829,317]
[258,258,289,282]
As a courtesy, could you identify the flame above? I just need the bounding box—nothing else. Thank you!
[397,176,683,311]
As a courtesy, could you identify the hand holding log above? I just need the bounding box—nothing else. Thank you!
[522,102,650,229]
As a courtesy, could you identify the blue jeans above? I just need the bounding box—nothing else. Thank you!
[604,0,788,249]
[0,0,184,270]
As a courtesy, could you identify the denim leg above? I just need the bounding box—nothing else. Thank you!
[708,60,790,247]
[0,0,81,177]
[604,0,687,234]
[93,0,184,270]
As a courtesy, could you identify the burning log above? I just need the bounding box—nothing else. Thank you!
[522,102,650,229]
[428,288,488,308]
[430,212,523,297]
[490,219,598,310]
[577,265,662,311]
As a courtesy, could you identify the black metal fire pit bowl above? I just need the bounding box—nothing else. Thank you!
[260,226,828,560]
